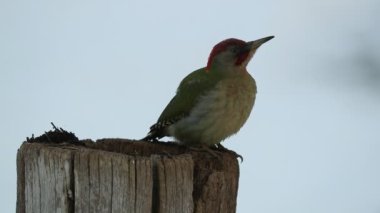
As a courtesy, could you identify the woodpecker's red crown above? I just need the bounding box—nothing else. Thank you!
[206,38,246,70]
[206,36,274,71]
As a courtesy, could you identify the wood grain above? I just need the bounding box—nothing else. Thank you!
[17,139,239,213]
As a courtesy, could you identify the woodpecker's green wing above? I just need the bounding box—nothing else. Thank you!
[144,67,221,140]
[159,68,219,120]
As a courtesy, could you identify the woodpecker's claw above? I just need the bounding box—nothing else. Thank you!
[216,143,244,162]
[187,144,243,162]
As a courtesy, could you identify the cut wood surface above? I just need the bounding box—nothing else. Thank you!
[17,139,240,213]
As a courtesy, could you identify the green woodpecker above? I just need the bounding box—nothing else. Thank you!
[143,36,274,146]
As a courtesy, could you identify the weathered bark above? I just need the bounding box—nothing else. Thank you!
[17,139,239,213]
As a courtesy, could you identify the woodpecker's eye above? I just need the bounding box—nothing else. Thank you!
[232,47,240,55]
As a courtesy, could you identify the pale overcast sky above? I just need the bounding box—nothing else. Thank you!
[1,0,380,212]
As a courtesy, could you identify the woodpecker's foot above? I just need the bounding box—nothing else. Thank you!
[187,145,223,160]
[216,143,243,162]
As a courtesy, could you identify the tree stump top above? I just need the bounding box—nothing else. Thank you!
[17,138,240,213]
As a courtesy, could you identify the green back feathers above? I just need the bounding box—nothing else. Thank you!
[157,67,222,123]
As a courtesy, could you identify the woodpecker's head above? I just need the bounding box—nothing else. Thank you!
[206,36,274,72]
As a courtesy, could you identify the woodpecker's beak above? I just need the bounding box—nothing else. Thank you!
[245,36,274,51]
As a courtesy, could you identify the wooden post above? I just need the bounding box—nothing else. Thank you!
[17,139,239,213]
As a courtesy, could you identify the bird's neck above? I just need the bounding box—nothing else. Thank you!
[208,63,248,78]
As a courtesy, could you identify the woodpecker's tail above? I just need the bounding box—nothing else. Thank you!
[140,132,158,142]
[140,120,169,142]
